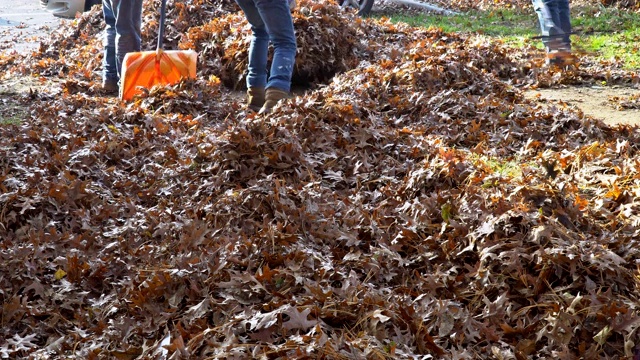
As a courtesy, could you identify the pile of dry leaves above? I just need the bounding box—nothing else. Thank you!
[1,0,640,359]
[599,0,640,10]
[610,93,640,110]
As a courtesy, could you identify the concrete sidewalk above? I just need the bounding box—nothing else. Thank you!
[0,0,63,54]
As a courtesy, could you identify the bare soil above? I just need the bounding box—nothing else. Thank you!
[524,85,640,126]
[0,0,63,53]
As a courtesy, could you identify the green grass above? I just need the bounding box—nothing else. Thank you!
[468,153,524,180]
[0,93,25,126]
[0,116,21,126]
[381,6,640,68]
[386,9,538,37]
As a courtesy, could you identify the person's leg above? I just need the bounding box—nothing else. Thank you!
[112,0,143,79]
[532,0,552,49]
[556,0,571,48]
[235,0,269,90]
[235,0,271,111]
[102,0,118,90]
[254,0,296,93]
[85,0,102,11]
[532,0,566,50]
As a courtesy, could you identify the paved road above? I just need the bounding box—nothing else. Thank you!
[0,0,62,54]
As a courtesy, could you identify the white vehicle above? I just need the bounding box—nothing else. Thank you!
[40,0,101,19]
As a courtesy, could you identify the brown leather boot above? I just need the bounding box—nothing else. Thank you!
[102,78,118,94]
[259,88,290,114]
[247,87,265,112]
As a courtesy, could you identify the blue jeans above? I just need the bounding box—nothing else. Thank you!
[102,0,143,82]
[532,0,571,50]
[234,0,296,92]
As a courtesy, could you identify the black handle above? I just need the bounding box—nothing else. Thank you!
[157,0,166,51]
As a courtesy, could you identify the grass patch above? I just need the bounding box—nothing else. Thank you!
[469,153,525,180]
[381,5,640,68]
[385,8,538,37]
[571,6,640,67]
[0,116,21,126]
[0,93,26,126]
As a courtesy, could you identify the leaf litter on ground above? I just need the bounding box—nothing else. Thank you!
[1,0,640,359]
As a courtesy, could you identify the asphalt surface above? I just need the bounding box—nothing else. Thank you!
[0,0,63,54]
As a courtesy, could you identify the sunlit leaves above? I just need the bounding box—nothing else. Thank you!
[1,0,640,359]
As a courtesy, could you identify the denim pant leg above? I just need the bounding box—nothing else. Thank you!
[254,0,296,92]
[557,0,571,48]
[235,0,269,89]
[102,0,118,82]
[111,0,143,79]
[532,0,570,49]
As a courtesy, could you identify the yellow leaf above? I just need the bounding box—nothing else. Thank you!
[107,124,120,134]
[441,203,452,223]
[605,182,621,200]
[54,268,67,280]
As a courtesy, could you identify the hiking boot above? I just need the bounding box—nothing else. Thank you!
[247,87,265,113]
[546,49,576,67]
[545,39,575,67]
[546,49,562,66]
[102,78,118,94]
[259,87,291,115]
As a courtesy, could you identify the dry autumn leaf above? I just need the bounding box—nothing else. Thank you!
[1,0,640,359]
